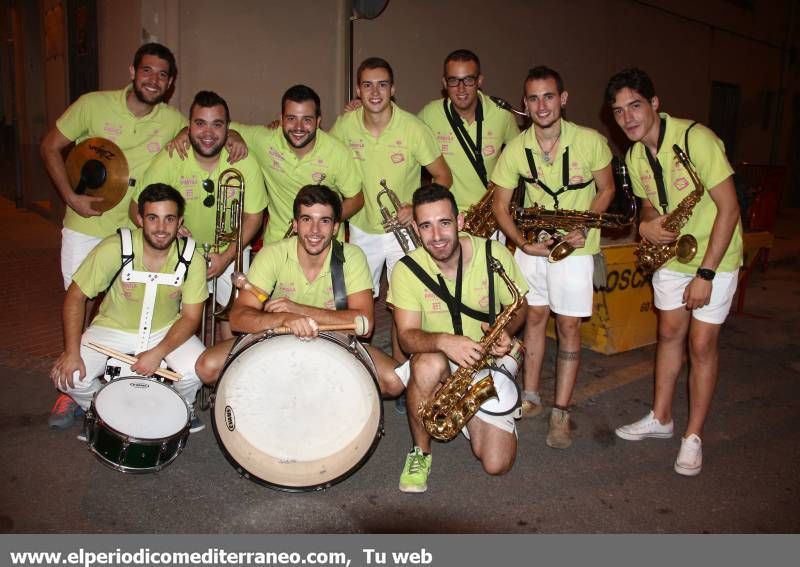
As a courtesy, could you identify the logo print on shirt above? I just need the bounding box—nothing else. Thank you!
[391,152,405,164]
[312,172,325,183]
[569,175,586,184]
[146,141,161,153]
[674,177,690,191]
[103,123,123,138]
[483,145,495,157]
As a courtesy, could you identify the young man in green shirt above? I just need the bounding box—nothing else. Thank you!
[606,68,742,476]
[389,184,528,493]
[491,66,615,449]
[331,57,452,295]
[417,49,519,215]
[50,184,208,435]
[133,91,267,336]
[195,185,403,397]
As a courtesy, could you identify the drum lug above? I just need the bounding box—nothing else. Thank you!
[118,441,130,463]
[346,338,360,354]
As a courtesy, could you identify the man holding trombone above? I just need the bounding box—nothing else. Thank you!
[133,91,267,339]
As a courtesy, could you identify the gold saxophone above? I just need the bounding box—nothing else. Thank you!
[419,257,525,441]
[634,144,703,273]
[462,183,499,238]
[513,201,636,263]
[377,179,421,254]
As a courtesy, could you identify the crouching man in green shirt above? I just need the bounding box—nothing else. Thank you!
[389,184,528,493]
[49,184,209,434]
[195,185,404,397]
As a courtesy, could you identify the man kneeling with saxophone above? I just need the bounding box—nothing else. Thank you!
[389,184,528,493]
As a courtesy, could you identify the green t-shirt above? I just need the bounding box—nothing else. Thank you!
[138,147,267,249]
[626,113,743,273]
[330,103,442,233]
[73,229,208,333]
[418,91,519,212]
[491,119,613,255]
[247,237,373,310]
[232,123,362,243]
[56,87,186,238]
[387,233,528,342]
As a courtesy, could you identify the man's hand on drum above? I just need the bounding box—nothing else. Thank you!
[281,314,319,339]
[264,296,300,314]
[130,349,164,378]
[438,334,485,368]
[482,323,513,357]
[50,351,85,389]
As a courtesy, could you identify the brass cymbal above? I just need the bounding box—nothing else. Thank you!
[65,137,130,213]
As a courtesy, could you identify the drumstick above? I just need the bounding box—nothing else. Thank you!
[84,342,182,381]
[272,315,369,337]
[232,271,268,303]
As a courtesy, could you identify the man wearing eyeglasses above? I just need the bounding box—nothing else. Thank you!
[135,91,267,321]
[417,50,519,216]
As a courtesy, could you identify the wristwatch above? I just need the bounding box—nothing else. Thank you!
[696,268,716,281]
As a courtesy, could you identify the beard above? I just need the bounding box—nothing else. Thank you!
[132,81,167,106]
[143,229,175,251]
[283,128,317,150]
[189,134,225,159]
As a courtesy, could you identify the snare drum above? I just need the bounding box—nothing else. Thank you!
[85,377,190,473]
[212,331,383,491]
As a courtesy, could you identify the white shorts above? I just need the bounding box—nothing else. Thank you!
[514,250,594,317]
[652,268,739,324]
[62,325,204,410]
[210,245,252,306]
[61,228,103,290]
[394,358,519,435]
[349,225,407,296]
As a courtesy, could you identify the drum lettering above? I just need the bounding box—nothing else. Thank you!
[224,405,235,431]
[631,268,647,288]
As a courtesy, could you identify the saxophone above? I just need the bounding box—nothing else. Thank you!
[634,144,703,274]
[462,183,499,238]
[377,179,421,254]
[419,257,525,441]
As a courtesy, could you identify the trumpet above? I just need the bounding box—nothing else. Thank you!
[208,168,245,344]
[377,179,420,254]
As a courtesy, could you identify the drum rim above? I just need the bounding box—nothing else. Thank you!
[91,376,190,439]
[210,331,385,492]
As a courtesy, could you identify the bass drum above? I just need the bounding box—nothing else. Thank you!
[212,331,383,491]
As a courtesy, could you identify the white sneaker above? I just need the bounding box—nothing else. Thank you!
[674,434,702,476]
[615,410,674,440]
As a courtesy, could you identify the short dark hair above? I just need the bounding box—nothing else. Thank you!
[357,57,394,85]
[526,65,564,93]
[293,185,342,224]
[443,49,481,74]
[412,184,457,219]
[132,43,177,78]
[282,84,321,117]
[138,183,185,217]
[190,90,230,123]
[605,68,656,104]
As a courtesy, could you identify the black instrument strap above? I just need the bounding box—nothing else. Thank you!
[330,239,348,311]
[443,98,488,187]
[521,146,593,209]
[644,117,670,214]
[485,239,496,324]
[398,256,492,331]
[684,121,698,161]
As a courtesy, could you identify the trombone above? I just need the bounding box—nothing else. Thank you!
[206,167,246,345]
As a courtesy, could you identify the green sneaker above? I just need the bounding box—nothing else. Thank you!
[398,447,432,493]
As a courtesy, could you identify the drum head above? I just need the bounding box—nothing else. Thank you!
[94,377,189,439]
[213,333,382,491]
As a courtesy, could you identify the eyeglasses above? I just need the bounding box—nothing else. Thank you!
[202,178,214,207]
[445,75,478,88]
